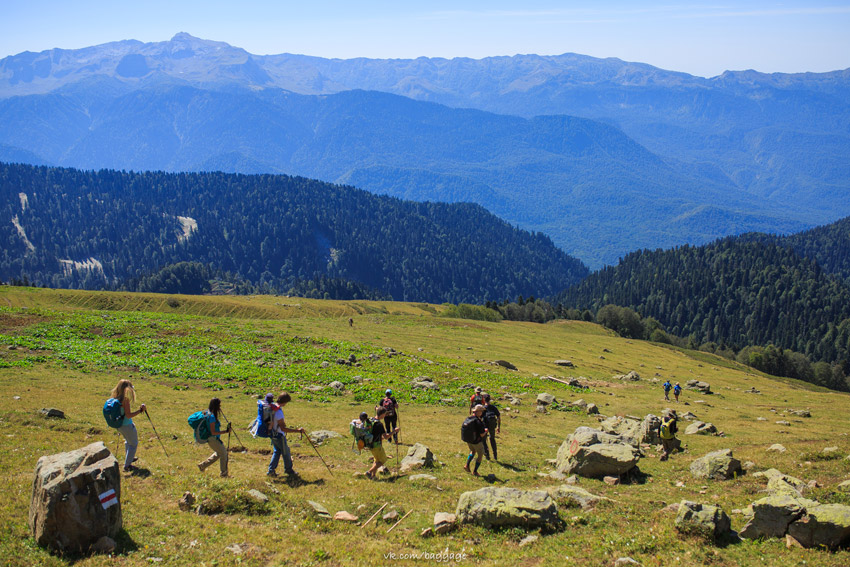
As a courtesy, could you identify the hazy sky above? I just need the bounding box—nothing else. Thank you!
[2,0,849,77]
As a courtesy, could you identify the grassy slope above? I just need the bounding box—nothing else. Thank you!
[1,287,849,566]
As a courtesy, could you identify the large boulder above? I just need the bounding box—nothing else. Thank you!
[548,485,611,510]
[690,449,743,481]
[29,442,122,553]
[739,494,809,540]
[400,443,434,473]
[455,487,560,530]
[754,469,807,497]
[684,421,717,435]
[556,427,640,478]
[675,501,731,542]
[640,414,662,445]
[685,380,712,394]
[536,393,556,406]
[599,416,641,446]
[786,503,850,550]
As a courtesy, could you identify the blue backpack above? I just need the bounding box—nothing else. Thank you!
[251,401,279,439]
[188,411,212,443]
[103,398,125,428]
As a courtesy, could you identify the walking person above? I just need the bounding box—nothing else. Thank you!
[377,389,399,444]
[268,392,305,477]
[482,394,501,461]
[366,407,399,479]
[659,409,679,461]
[105,379,146,473]
[197,398,231,477]
[469,387,484,414]
[461,405,488,476]
[663,380,672,401]
[673,382,682,403]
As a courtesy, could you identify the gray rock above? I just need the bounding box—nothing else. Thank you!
[640,414,662,445]
[246,490,268,504]
[91,536,116,554]
[614,558,640,566]
[494,360,517,371]
[740,494,808,540]
[823,446,839,454]
[681,411,698,421]
[412,380,439,390]
[421,527,434,538]
[614,371,641,381]
[789,409,811,418]
[787,503,850,550]
[320,361,330,369]
[776,420,791,426]
[684,421,717,435]
[685,380,711,394]
[599,415,642,446]
[518,534,539,547]
[757,417,768,421]
[536,393,555,406]
[327,381,344,391]
[39,408,65,419]
[434,512,457,535]
[535,405,547,413]
[309,430,342,445]
[408,474,437,482]
[555,427,640,478]
[690,449,743,481]
[307,500,331,519]
[400,443,434,473]
[753,469,808,497]
[553,360,574,367]
[674,500,731,541]
[383,510,399,522]
[571,398,588,408]
[549,485,611,510]
[838,480,850,492]
[455,487,560,530]
[586,403,599,415]
[766,444,786,453]
[178,491,196,511]
[29,442,122,553]
[501,394,521,405]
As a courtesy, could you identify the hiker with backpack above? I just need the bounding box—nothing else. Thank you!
[482,394,501,461]
[193,398,231,477]
[469,386,484,415]
[673,382,682,403]
[659,409,679,461]
[377,389,399,444]
[461,405,488,476]
[663,380,672,401]
[103,379,147,472]
[268,392,305,477]
[364,407,399,479]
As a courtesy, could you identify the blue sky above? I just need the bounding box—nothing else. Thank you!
[2,1,849,77]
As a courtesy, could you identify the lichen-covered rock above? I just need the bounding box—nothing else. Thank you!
[29,442,122,553]
[674,500,731,542]
[684,421,717,435]
[640,414,662,445]
[309,430,342,445]
[556,439,640,478]
[549,485,611,510]
[599,416,641,446]
[614,371,641,381]
[400,443,434,473]
[789,409,811,418]
[689,449,742,481]
[455,487,560,530]
[739,494,808,540]
[786,503,850,550]
[685,380,711,394]
[754,469,808,497]
[536,393,555,406]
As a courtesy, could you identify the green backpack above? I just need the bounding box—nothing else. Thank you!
[189,411,212,443]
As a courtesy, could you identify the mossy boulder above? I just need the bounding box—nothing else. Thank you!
[674,500,731,542]
[455,487,560,530]
[689,449,742,481]
[787,503,850,550]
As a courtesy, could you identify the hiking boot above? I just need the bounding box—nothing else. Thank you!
[123,465,135,473]
[463,465,471,473]
[365,471,374,480]
[220,472,229,478]
[267,470,278,477]
[197,463,206,472]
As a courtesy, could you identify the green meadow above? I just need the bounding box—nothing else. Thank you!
[1,287,849,566]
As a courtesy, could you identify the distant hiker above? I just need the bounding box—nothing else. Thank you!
[194,398,231,478]
[377,389,399,444]
[104,379,146,472]
[365,407,399,479]
[348,317,354,327]
[461,405,488,476]
[268,392,305,477]
[663,380,672,401]
[659,409,679,461]
[482,393,501,461]
[673,382,682,403]
[469,386,484,414]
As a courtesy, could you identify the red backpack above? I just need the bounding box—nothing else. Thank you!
[380,397,396,417]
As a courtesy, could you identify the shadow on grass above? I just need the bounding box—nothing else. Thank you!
[126,467,152,479]
[47,529,139,565]
[495,461,524,472]
[282,475,326,488]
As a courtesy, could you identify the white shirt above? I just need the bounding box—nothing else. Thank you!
[273,407,286,437]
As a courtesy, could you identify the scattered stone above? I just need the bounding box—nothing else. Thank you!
[554,360,574,367]
[599,415,642,446]
[307,500,331,519]
[776,421,791,426]
[571,398,588,408]
[684,421,717,436]
[757,417,768,422]
[745,387,761,394]
[29,442,121,553]
[640,414,662,445]
[823,447,839,454]
[320,361,330,369]
[614,558,641,566]
[681,411,698,421]
[409,474,437,482]
[309,430,342,445]
[518,534,539,547]
[549,485,611,510]
[789,410,811,418]
[421,527,434,537]
[536,393,555,406]
[13,395,21,400]
[767,444,787,453]
[690,449,743,481]
[434,512,457,535]
[740,494,810,540]
[808,480,821,490]
[38,408,65,419]
[246,490,268,504]
[603,476,620,486]
[662,503,681,514]
[178,492,196,512]
[614,371,641,381]
[535,405,547,414]
[327,381,345,391]
[753,469,807,497]
[674,500,731,542]
[455,487,560,530]
[400,443,435,473]
[333,511,359,522]
[383,510,399,523]
[685,380,711,394]
[743,461,755,470]
[838,481,850,492]
[586,403,599,415]
[494,360,517,371]
[411,379,439,390]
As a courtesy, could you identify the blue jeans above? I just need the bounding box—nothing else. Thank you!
[118,422,138,470]
[269,435,294,474]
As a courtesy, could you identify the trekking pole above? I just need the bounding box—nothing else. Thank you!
[144,409,170,458]
[386,509,413,533]
[361,502,388,529]
[305,433,334,476]
[220,410,245,450]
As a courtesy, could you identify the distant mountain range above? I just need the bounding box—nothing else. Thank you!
[1,33,848,267]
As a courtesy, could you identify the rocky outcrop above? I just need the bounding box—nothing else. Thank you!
[685,380,711,394]
[614,371,641,381]
[29,442,122,553]
[689,449,742,481]
[787,503,850,550]
[684,421,717,435]
[555,427,640,478]
[599,416,641,446]
[675,501,731,542]
[400,443,434,473]
[455,487,560,530]
[739,494,810,540]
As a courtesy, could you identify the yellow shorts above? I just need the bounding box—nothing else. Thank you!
[370,444,388,465]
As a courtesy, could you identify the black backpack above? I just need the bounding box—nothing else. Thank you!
[461,416,480,443]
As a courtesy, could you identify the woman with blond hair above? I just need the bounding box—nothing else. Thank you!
[109,379,146,472]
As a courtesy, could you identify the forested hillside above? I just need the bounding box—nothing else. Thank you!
[554,238,850,367]
[0,162,587,302]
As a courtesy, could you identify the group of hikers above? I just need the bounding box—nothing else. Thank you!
[104,376,683,480]
[663,380,682,402]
